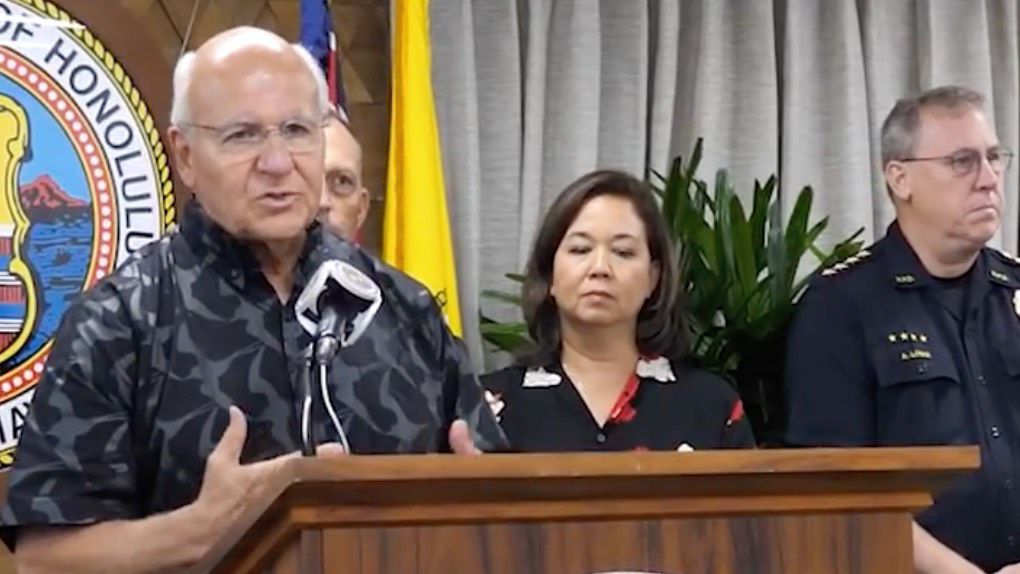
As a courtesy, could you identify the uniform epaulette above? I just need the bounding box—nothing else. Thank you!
[819,249,872,278]
[991,249,1020,267]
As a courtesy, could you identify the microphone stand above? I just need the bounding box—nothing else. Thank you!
[300,347,316,457]
[313,332,352,454]
[294,261,380,457]
[300,305,341,458]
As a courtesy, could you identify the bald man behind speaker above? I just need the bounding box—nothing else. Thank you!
[318,110,369,240]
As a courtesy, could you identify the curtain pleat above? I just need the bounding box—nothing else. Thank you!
[596,2,649,177]
[670,0,780,207]
[781,0,873,246]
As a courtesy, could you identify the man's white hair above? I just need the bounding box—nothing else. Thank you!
[170,27,330,126]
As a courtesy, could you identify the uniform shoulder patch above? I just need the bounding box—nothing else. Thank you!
[819,249,872,278]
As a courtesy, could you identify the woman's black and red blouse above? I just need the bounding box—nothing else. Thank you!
[480,357,755,452]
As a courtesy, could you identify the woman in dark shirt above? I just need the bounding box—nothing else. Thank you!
[481,170,754,452]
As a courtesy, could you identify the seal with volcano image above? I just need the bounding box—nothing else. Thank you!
[0,0,174,470]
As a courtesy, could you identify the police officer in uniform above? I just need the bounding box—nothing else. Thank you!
[786,85,1020,573]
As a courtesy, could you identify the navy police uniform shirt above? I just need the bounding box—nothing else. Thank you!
[786,222,1020,572]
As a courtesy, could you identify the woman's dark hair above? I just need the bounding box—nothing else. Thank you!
[518,169,687,367]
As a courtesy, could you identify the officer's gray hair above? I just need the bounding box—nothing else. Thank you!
[880,85,986,167]
[170,27,329,126]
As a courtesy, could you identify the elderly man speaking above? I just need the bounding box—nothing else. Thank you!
[0,26,505,573]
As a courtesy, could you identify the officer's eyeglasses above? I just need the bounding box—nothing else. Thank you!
[182,117,326,158]
[898,146,1014,177]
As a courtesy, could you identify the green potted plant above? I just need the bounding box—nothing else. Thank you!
[480,139,863,444]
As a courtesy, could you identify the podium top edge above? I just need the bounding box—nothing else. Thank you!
[286,446,980,482]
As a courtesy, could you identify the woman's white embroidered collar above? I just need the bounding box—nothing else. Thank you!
[521,358,675,387]
[636,356,676,383]
[522,367,563,387]
[484,390,505,420]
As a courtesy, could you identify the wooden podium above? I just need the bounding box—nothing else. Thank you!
[191,447,978,574]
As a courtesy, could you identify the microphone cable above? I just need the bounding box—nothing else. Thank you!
[317,359,352,454]
[300,353,315,456]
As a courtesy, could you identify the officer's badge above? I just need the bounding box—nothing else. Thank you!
[1014,290,1020,317]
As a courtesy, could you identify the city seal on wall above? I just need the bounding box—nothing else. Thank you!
[0,0,174,468]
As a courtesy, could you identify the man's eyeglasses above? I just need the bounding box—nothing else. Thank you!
[181,117,326,157]
[897,147,1014,177]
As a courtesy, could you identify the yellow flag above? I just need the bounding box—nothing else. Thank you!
[383,0,462,335]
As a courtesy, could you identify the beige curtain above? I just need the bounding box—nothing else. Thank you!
[430,0,1020,367]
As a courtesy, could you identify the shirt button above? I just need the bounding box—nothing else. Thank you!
[1005,479,1014,490]
[1009,535,1017,547]
[992,426,1002,438]
[978,375,987,385]
[596,433,607,444]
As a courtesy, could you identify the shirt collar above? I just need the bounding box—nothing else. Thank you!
[179,201,327,293]
[986,250,1018,288]
[635,356,677,383]
[881,221,935,290]
[882,220,1013,293]
[524,356,678,387]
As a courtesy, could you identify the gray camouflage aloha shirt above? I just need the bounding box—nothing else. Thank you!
[0,201,506,543]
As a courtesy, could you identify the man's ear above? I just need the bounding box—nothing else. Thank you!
[356,187,370,230]
[885,161,911,204]
[167,126,196,189]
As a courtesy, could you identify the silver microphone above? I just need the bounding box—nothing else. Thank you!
[296,260,383,362]
[294,260,383,456]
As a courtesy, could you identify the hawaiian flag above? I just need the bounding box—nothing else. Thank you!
[299,0,348,120]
